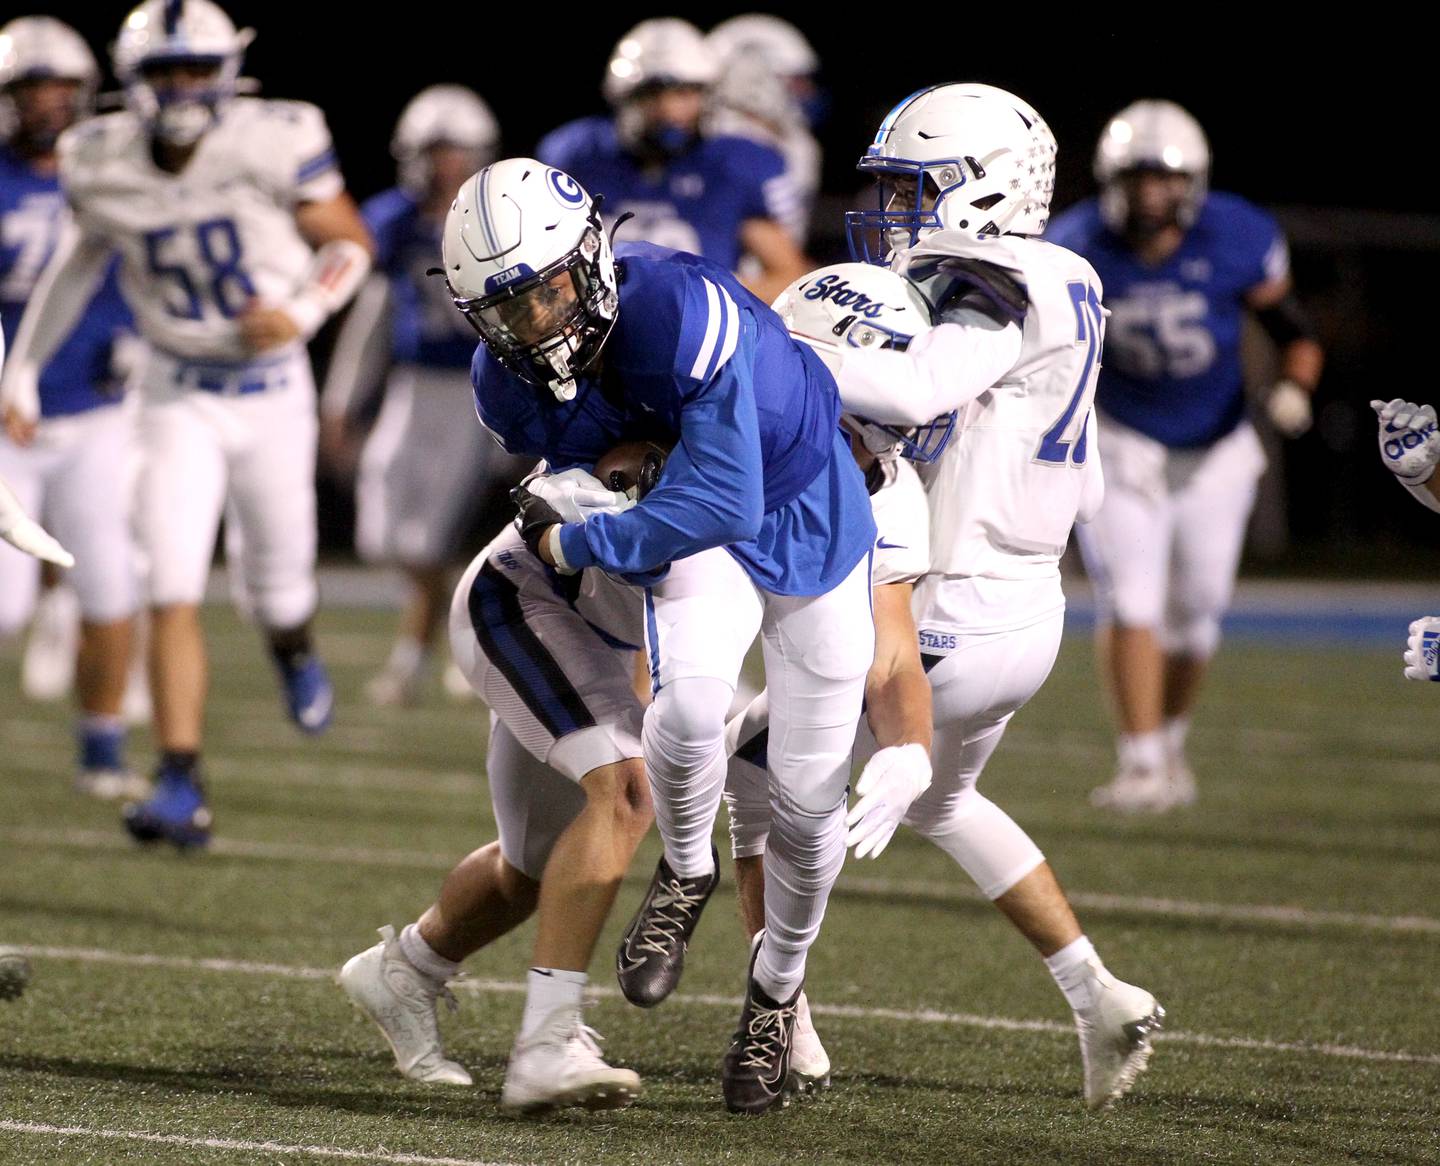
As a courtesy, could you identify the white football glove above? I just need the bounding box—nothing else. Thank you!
[1266,380,1313,438]
[1372,398,1440,484]
[0,475,74,567]
[1403,617,1440,682]
[522,468,635,524]
[844,743,932,860]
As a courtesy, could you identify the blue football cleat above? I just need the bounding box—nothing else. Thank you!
[123,768,212,850]
[278,654,334,735]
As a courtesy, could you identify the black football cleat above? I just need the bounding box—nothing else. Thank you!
[615,845,719,1007]
[723,931,800,1116]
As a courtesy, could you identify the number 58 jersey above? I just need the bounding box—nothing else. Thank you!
[57,98,344,362]
[894,231,1105,581]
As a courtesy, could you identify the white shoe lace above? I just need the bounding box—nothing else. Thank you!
[738,1001,795,1071]
[634,877,708,956]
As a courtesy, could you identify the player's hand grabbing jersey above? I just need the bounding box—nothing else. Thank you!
[58,98,343,361]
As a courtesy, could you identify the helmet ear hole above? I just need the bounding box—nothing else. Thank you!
[970,193,1004,211]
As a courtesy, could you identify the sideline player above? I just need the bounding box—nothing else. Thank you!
[320,84,528,707]
[0,16,147,799]
[727,84,1164,1110]
[1047,100,1324,812]
[538,18,807,305]
[1,0,373,847]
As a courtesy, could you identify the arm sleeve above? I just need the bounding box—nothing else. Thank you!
[558,358,765,575]
[829,309,1023,426]
[0,217,112,420]
[319,274,393,422]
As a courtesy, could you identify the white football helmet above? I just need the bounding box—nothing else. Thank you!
[1095,99,1210,232]
[847,83,1057,265]
[772,262,952,463]
[441,158,618,403]
[392,85,499,198]
[112,0,254,147]
[603,18,717,105]
[0,17,99,149]
[707,15,817,78]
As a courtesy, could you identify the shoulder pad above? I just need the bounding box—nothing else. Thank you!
[899,234,1030,325]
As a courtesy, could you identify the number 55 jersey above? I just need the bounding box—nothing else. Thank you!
[57,96,342,362]
[1044,191,1287,449]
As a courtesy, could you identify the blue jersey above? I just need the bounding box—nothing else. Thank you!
[363,187,475,369]
[0,146,133,418]
[472,242,874,596]
[1046,192,1288,448]
[537,117,787,272]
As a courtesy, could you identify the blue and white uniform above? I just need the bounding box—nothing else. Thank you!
[462,241,875,993]
[323,187,528,568]
[0,143,139,634]
[1047,192,1286,655]
[4,98,355,629]
[537,118,794,269]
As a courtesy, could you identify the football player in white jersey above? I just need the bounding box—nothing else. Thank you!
[0,0,373,848]
[726,86,1164,1109]
[320,85,529,707]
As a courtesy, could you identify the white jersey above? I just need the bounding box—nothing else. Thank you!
[869,457,930,588]
[57,99,344,362]
[893,231,1105,581]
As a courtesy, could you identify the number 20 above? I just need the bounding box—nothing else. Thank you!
[1035,281,1103,466]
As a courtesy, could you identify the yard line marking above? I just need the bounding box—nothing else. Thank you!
[7,826,1438,936]
[0,1121,520,1166]
[15,945,1440,1068]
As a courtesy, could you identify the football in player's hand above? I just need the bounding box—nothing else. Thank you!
[594,439,673,500]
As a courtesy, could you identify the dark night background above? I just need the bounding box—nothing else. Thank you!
[30,4,1440,573]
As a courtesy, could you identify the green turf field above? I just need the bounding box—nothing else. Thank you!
[2,606,1438,1165]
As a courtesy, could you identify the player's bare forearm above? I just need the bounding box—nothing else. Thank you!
[295,192,376,254]
[864,583,933,751]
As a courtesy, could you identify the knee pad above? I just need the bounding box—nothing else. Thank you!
[767,796,845,888]
[645,676,732,762]
[252,579,319,633]
[904,789,1043,900]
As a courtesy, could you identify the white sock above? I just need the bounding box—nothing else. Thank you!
[386,637,427,676]
[1118,731,1165,772]
[1163,716,1191,762]
[1044,935,1100,1011]
[398,922,459,982]
[519,967,587,1040]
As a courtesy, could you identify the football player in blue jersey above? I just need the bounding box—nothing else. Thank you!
[447,158,874,1114]
[0,16,149,802]
[537,18,808,305]
[1047,100,1324,813]
[321,85,528,707]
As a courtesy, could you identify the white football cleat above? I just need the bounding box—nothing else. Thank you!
[75,768,152,802]
[21,585,80,701]
[787,991,831,1094]
[1089,765,1173,814]
[338,925,472,1086]
[1072,959,1164,1110]
[501,1006,641,1114]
